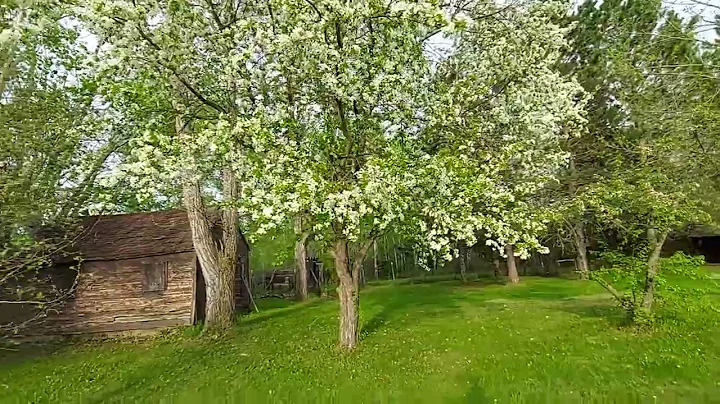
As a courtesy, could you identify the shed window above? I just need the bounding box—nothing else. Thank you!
[143,261,168,292]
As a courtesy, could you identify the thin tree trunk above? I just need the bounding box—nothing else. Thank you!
[642,228,669,311]
[359,261,366,287]
[219,167,239,315]
[505,244,520,284]
[492,251,501,279]
[332,237,372,350]
[373,240,379,280]
[572,222,590,280]
[568,154,590,280]
[393,249,399,279]
[459,244,468,282]
[178,117,234,330]
[318,263,326,297]
[294,217,310,301]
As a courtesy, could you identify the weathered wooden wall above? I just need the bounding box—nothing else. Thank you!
[234,252,251,311]
[36,252,196,335]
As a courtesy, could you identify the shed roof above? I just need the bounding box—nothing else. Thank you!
[688,224,720,238]
[75,209,248,261]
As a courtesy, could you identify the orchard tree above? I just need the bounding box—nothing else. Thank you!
[80,0,277,329]
[1,0,128,334]
[234,0,457,348]
[558,0,720,280]
[557,0,673,278]
[562,0,719,320]
[241,0,589,349]
[416,0,587,283]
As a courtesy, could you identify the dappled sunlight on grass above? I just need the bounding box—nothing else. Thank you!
[1,277,719,403]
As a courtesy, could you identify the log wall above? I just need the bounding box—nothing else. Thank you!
[40,252,196,334]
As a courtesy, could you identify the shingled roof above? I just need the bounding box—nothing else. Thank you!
[42,209,249,262]
[76,210,198,261]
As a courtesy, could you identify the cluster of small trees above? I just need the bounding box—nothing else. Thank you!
[2,0,718,346]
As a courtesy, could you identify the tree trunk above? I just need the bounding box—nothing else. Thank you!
[391,249,396,281]
[333,239,359,349]
[572,222,590,279]
[505,244,520,284]
[459,244,468,282]
[183,177,234,329]
[373,240,379,280]
[394,248,400,278]
[492,251,501,279]
[642,228,668,311]
[294,217,310,301]
[178,117,235,330]
[568,154,589,280]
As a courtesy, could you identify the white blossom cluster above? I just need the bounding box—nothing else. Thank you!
[79,0,588,265]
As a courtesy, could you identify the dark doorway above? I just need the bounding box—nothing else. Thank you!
[691,236,720,263]
[194,260,206,323]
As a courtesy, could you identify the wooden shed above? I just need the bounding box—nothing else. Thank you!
[688,226,720,264]
[19,210,251,335]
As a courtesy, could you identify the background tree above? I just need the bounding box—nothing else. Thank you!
[81,0,273,329]
[0,0,127,334]
[561,0,719,321]
[415,0,587,284]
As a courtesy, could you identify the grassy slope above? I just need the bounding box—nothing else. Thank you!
[1,277,719,403]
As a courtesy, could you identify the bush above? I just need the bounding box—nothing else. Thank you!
[592,251,714,327]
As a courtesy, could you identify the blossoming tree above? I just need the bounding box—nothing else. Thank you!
[80,0,277,329]
[416,0,587,282]
[241,0,587,347]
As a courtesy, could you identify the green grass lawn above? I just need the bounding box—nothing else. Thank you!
[1,277,719,403]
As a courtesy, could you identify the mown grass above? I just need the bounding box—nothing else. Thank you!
[1,276,719,403]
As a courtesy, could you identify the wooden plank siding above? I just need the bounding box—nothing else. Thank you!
[14,210,254,336]
[37,252,196,335]
[234,253,251,311]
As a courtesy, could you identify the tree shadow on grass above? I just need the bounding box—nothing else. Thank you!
[84,359,168,404]
[558,300,632,328]
[462,380,496,403]
[240,298,326,328]
[0,341,68,367]
[82,346,207,404]
[360,281,485,339]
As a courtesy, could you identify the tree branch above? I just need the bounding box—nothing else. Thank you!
[135,25,228,114]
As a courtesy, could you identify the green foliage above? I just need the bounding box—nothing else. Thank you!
[248,222,296,272]
[0,0,135,335]
[593,250,712,326]
[2,278,720,402]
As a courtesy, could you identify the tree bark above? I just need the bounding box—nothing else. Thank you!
[373,240,379,280]
[183,177,234,329]
[641,228,669,311]
[568,154,590,280]
[333,239,359,349]
[505,244,520,284]
[391,249,396,281]
[178,116,235,330]
[572,222,590,280]
[459,244,468,282]
[492,251,501,279]
[216,167,239,324]
[294,217,310,301]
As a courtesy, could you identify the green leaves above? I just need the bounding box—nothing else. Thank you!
[593,250,712,326]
